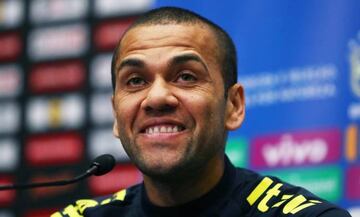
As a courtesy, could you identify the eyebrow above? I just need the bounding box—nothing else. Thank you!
[171,54,208,71]
[117,53,208,73]
[118,58,145,72]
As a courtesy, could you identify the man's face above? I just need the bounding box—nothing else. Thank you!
[112,24,234,178]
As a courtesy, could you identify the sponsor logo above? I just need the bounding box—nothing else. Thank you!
[28,24,88,61]
[94,18,135,50]
[262,166,342,202]
[0,32,21,61]
[29,60,85,93]
[88,164,142,196]
[225,137,248,167]
[346,166,360,199]
[26,94,85,131]
[349,31,360,98]
[30,0,88,24]
[0,64,22,98]
[90,53,112,89]
[0,0,24,28]
[90,92,114,125]
[0,176,15,206]
[0,102,20,134]
[251,129,341,169]
[94,0,153,17]
[25,132,84,166]
[88,128,129,162]
[345,124,359,162]
[0,139,19,171]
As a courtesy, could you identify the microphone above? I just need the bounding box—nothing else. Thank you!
[0,154,115,191]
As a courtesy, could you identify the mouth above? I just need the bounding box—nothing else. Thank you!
[141,124,186,135]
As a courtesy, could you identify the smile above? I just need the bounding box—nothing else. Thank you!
[144,125,185,134]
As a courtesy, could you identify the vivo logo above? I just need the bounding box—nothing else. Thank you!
[251,129,340,169]
[263,135,327,166]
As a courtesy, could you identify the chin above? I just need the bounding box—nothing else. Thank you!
[137,157,193,181]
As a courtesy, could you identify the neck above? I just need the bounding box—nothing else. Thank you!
[143,155,225,207]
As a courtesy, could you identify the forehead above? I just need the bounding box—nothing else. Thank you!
[117,24,219,63]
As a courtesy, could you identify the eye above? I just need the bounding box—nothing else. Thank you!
[176,71,197,83]
[127,76,146,87]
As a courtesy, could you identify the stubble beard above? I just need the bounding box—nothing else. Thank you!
[118,126,226,184]
[123,135,199,182]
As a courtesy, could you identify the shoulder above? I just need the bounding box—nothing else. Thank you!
[51,185,141,217]
[230,168,350,217]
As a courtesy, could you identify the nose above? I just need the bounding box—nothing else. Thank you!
[140,78,179,113]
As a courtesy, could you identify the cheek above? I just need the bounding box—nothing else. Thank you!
[180,92,223,126]
[114,95,141,130]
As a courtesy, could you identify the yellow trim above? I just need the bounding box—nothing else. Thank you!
[290,202,317,214]
[50,212,63,217]
[272,194,293,208]
[75,199,99,214]
[282,195,307,214]
[247,177,273,205]
[62,205,83,217]
[101,198,112,205]
[258,183,283,212]
[113,189,127,201]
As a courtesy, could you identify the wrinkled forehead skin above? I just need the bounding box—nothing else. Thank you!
[115,23,223,80]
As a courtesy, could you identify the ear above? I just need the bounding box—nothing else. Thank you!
[225,83,245,130]
[111,95,120,138]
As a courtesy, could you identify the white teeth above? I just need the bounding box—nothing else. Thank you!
[145,125,182,134]
[160,126,167,133]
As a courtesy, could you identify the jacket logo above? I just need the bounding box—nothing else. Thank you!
[247,177,321,214]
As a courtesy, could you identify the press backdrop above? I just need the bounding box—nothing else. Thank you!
[0,0,359,216]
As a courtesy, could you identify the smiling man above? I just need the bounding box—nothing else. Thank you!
[52,7,351,217]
